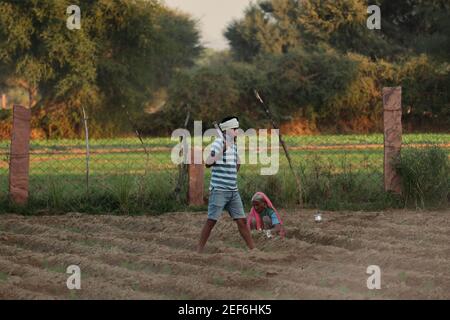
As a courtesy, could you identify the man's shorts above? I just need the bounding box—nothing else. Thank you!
[207,189,246,221]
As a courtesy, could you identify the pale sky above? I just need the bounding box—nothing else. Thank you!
[163,0,253,50]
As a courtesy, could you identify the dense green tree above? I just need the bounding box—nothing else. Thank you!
[220,0,449,131]
[225,0,450,61]
[0,0,202,137]
[397,55,450,128]
[2,0,447,136]
[376,0,450,60]
[224,0,303,62]
[224,0,394,61]
[0,0,96,109]
[164,46,385,133]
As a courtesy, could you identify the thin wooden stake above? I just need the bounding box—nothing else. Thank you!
[81,106,90,192]
[174,104,191,201]
[254,89,303,207]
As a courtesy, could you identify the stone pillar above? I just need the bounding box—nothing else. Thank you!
[188,147,204,206]
[9,105,31,205]
[383,87,402,194]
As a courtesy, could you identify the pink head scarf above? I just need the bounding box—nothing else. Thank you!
[247,192,283,231]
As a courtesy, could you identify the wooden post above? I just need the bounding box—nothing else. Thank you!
[383,87,402,194]
[188,147,204,206]
[8,105,31,205]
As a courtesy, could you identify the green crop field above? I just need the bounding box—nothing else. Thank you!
[0,133,447,149]
[0,134,448,214]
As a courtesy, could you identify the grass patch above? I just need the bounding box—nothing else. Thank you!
[211,275,226,286]
[43,261,67,274]
[367,290,380,298]
[161,265,173,275]
[226,241,246,250]
[0,135,448,215]
[241,269,264,278]
[252,289,274,299]
[120,261,140,271]
[398,271,408,283]
[423,280,435,291]
[68,291,80,300]
[319,278,329,287]
[395,146,450,209]
[79,239,98,247]
[121,262,173,275]
[66,227,83,233]
[131,282,141,292]
[2,133,445,150]
[0,271,9,282]
[168,293,192,300]
[339,286,350,294]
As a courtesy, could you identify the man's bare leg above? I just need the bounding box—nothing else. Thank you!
[236,218,255,250]
[197,219,217,253]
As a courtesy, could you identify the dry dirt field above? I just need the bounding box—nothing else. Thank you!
[0,209,449,299]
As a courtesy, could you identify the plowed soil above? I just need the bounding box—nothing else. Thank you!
[0,209,449,300]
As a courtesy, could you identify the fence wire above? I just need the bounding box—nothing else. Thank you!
[400,134,450,209]
[25,109,182,214]
[0,140,8,199]
[236,133,449,211]
[1,108,448,213]
[228,134,386,211]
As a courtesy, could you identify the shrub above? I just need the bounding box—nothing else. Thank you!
[395,146,450,209]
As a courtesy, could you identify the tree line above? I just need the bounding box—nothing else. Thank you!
[1,0,449,138]
[0,0,201,138]
[160,0,450,135]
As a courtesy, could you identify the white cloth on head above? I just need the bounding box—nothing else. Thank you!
[251,193,265,203]
[219,118,239,131]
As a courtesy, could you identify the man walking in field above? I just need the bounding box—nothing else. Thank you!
[197,116,255,253]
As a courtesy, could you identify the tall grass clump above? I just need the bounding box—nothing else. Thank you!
[238,154,389,211]
[293,152,392,211]
[109,174,136,214]
[395,146,450,209]
[47,177,65,210]
[239,172,299,211]
[141,171,185,213]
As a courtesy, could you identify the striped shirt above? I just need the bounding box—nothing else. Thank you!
[209,137,239,191]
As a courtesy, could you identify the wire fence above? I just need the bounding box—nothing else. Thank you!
[236,143,443,212]
[236,135,387,211]
[27,135,181,213]
[0,107,449,213]
[0,140,8,199]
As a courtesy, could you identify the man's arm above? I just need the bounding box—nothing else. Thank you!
[205,140,226,168]
[236,148,241,172]
[205,151,220,168]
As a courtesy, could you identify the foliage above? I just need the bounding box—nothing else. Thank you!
[1,0,449,136]
[207,0,450,133]
[0,0,202,138]
[164,45,398,133]
[395,146,450,209]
